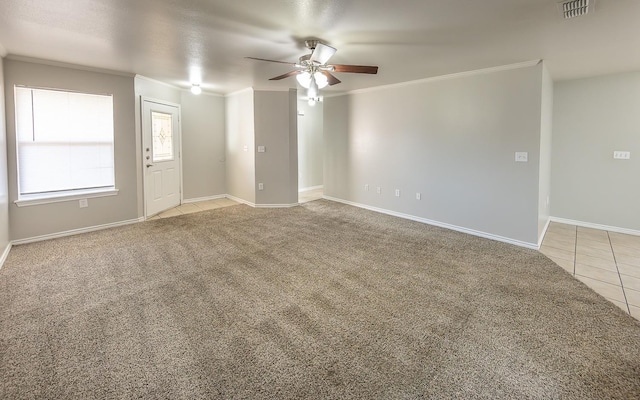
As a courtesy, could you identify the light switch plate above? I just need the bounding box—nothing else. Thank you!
[257,146,266,153]
[515,152,528,162]
[243,145,248,152]
[79,198,88,208]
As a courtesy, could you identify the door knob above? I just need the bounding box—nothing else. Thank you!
[146,164,153,168]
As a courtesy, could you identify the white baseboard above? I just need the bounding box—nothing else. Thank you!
[0,242,12,270]
[299,185,323,193]
[225,194,298,209]
[12,217,145,245]
[323,195,539,250]
[225,195,256,208]
[550,217,640,237]
[538,218,551,248]
[255,203,299,208]
[183,194,226,204]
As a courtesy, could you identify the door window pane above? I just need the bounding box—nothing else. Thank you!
[151,111,173,162]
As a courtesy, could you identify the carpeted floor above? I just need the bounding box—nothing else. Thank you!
[1,200,639,399]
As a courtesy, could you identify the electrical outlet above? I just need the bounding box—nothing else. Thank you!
[257,145,266,153]
[364,184,369,191]
[515,152,528,162]
[79,198,88,208]
[243,145,248,152]
[395,189,400,197]
[258,183,264,190]
[416,193,421,200]
[376,187,381,194]
[613,151,631,160]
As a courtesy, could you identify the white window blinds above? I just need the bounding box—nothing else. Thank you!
[15,87,115,196]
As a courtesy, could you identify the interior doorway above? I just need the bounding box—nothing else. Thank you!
[297,98,324,203]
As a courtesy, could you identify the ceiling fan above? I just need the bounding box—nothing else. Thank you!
[247,40,378,105]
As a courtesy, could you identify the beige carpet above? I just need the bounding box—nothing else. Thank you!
[1,200,639,399]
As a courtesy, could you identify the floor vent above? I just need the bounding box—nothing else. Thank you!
[559,0,592,19]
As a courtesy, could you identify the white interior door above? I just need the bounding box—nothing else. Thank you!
[142,99,181,217]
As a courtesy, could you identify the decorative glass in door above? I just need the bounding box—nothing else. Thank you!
[151,111,173,162]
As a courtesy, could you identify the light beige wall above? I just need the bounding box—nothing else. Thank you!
[551,71,640,231]
[324,63,544,245]
[323,95,350,198]
[297,99,323,190]
[180,91,226,200]
[538,64,553,241]
[0,58,10,256]
[287,90,298,204]
[254,90,298,205]
[4,59,138,240]
[225,89,255,203]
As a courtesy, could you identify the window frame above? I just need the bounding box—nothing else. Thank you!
[13,85,118,207]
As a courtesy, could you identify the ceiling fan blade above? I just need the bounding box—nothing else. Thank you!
[331,64,379,74]
[310,43,337,65]
[246,57,296,66]
[321,71,341,86]
[269,70,300,81]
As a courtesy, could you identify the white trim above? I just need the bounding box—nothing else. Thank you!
[223,194,298,209]
[225,87,254,97]
[12,217,145,245]
[299,185,323,193]
[181,88,224,97]
[225,195,256,207]
[135,75,182,90]
[550,217,640,237]
[140,96,181,108]
[323,196,539,249]
[255,203,299,208]
[183,194,227,204]
[15,189,119,207]
[136,75,224,97]
[538,218,551,248]
[0,242,12,270]
[6,55,134,77]
[321,92,348,98]
[345,60,542,96]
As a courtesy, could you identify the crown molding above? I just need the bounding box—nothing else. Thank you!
[347,60,542,96]
[6,54,135,77]
[135,74,182,90]
[136,75,224,97]
[225,87,254,97]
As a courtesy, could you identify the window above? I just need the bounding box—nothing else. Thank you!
[14,87,116,204]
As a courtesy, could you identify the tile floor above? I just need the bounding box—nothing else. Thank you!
[147,197,240,220]
[541,222,640,320]
[147,188,324,221]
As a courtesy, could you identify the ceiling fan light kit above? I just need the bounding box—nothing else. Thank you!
[247,40,378,99]
[190,84,202,95]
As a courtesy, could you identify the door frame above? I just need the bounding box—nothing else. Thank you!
[140,96,184,219]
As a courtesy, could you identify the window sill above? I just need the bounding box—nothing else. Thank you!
[15,188,119,207]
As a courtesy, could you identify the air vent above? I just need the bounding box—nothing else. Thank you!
[559,0,592,19]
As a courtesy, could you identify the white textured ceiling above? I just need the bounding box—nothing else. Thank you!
[1,0,640,94]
